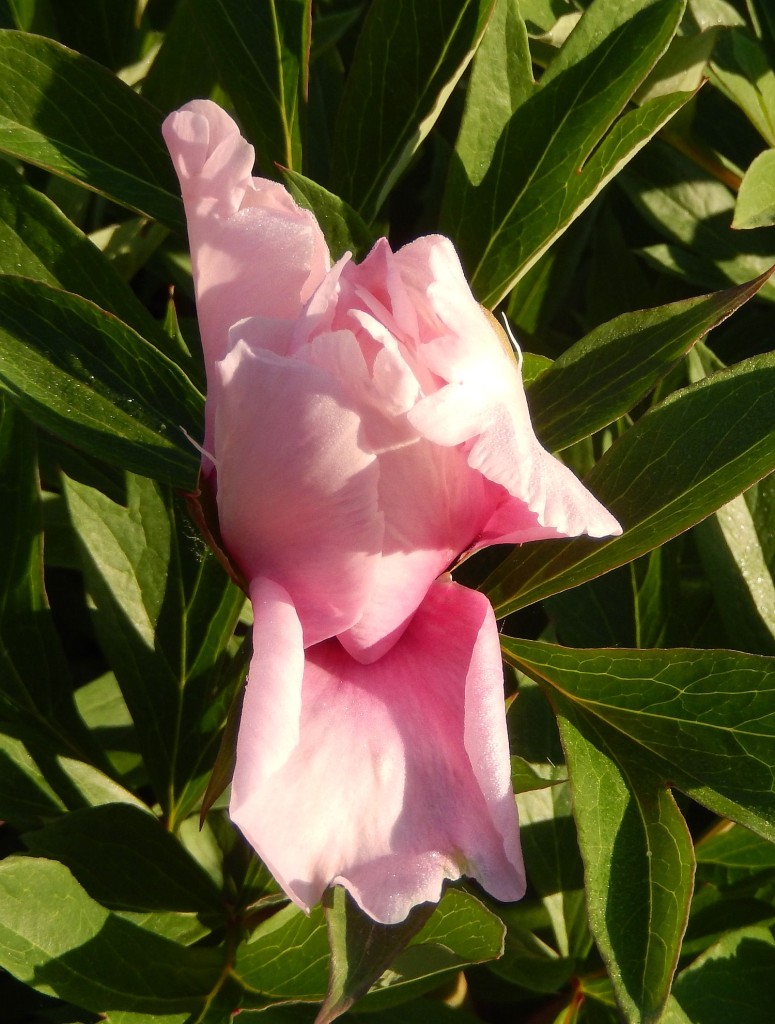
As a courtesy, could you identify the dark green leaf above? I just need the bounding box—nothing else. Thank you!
[670,926,775,1024]
[0,398,106,770]
[49,0,139,72]
[23,803,224,915]
[555,703,693,1023]
[64,474,244,822]
[234,903,330,1002]
[514,779,588,959]
[486,350,775,616]
[318,887,434,1023]
[0,278,202,490]
[0,856,226,1014]
[448,0,533,190]
[0,31,182,226]
[502,640,775,841]
[0,161,180,359]
[360,889,506,1010]
[443,0,690,306]
[693,492,775,655]
[621,141,775,302]
[527,271,772,451]
[141,0,218,114]
[190,0,310,173]
[709,27,775,147]
[696,823,775,871]
[734,149,775,229]
[332,0,495,220]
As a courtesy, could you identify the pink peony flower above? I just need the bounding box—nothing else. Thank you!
[163,100,622,924]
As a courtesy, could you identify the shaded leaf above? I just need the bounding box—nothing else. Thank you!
[621,141,775,302]
[0,278,202,490]
[282,169,375,261]
[0,160,180,360]
[733,148,775,229]
[190,0,310,173]
[317,887,434,1023]
[671,926,775,1024]
[443,0,690,306]
[486,350,775,616]
[0,397,105,770]
[64,474,244,823]
[23,803,224,915]
[0,857,227,1014]
[709,27,775,147]
[527,271,772,451]
[502,640,775,841]
[332,0,494,220]
[0,31,182,226]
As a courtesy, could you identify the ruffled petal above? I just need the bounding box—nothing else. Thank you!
[214,339,382,645]
[231,578,524,924]
[162,100,330,455]
[409,362,621,542]
[338,438,494,662]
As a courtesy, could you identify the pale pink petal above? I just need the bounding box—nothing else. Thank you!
[409,363,621,541]
[214,340,382,645]
[338,438,494,662]
[230,579,524,924]
[162,100,330,456]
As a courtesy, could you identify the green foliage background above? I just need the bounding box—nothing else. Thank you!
[0,1,773,1023]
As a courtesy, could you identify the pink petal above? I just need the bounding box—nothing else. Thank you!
[409,364,621,542]
[214,339,382,646]
[162,100,330,456]
[230,578,524,924]
[338,437,494,662]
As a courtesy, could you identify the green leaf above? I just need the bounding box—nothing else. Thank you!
[190,0,310,173]
[47,0,139,73]
[696,823,775,871]
[0,160,181,361]
[621,141,775,302]
[0,729,146,833]
[734,149,775,229]
[282,169,375,261]
[140,0,218,114]
[527,271,771,451]
[0,856,227,1014]
[331,0,495,220]
[485,350,775,617]
[502,639,775,841]
[234,889,505,1009]
[448,0,534,190]
[317,888,434,1023]
[0,278,202,490]
[359,889,506,1010]
[502,640,775,1021]
[0,31,182,227]
[23,803,224,915]
[555,704,693,1023]
[234,903,330,1003]
[511,754,565,793]
[64,474,244,823]
[693,493,775,655]
[0,397,108,773]
[442,0,690,307]
[709,26,775,147]
[671,926,775,1024]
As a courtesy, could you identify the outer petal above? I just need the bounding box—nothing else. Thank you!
[410,367,621,542]
[230,579,525,924]
[162,100,330,455]
[338,438,493,662]
[215,339,382,646]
